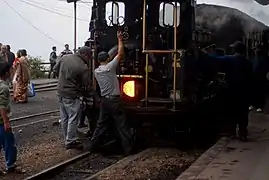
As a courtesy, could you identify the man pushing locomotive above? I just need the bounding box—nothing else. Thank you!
[87,31,135,156]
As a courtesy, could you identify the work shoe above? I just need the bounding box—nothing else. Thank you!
[249,106,254,111]
[85,130,93,138]
[78,124,87,128]
[257,108,263,113]
[6,165,26,174]
[65,141,83,150]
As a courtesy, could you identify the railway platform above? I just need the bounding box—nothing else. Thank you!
[177,110,269,180]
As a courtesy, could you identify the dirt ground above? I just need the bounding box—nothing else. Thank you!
[0,127,81,180]
[96,148,203,180]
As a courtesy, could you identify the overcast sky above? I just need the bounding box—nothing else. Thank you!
[0,0,268,61]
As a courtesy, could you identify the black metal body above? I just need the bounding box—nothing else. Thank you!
[87,0,224,135]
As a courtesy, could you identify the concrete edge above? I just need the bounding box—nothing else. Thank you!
[176,137,231,180]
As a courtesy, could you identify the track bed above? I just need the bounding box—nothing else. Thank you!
[88,148,203,180]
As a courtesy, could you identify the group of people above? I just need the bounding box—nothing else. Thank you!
[54,31,134,155]
[206,41,269,141]
[0,43,31,104]
[0,43,30,174]
[48,44,73,79]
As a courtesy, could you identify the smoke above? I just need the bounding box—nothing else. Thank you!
[204,0,269,5]
[196,4,267,34]
[252,0,269,5]
[255,0,269,5]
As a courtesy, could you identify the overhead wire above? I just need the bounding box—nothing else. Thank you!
[18,0,89,22]
[2,0,64,45]
[25,0,75,14]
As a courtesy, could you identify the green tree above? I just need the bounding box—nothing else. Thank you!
[28,56,46,79]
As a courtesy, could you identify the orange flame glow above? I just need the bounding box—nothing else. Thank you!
[123,80,135,97]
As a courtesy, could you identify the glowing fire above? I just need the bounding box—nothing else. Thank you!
[123,80,135,97]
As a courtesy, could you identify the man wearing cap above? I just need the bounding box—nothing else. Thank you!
[88,31,134,155]
[57,46,92,150]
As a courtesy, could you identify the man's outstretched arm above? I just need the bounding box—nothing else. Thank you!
[115,31,124,61]
[108,31,124,70]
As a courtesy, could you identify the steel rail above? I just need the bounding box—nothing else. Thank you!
[13,116,60,129]
[10,110,60,122]
[24,152,91,180]
[23,140,118,180]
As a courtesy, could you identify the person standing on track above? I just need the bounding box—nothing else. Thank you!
[0,62,22,173]
[88,31,134,156]
[57,46,92,150]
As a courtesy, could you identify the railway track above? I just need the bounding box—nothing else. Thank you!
[21,133,217,180]
[10,82,57,96]
[11,110,60,127]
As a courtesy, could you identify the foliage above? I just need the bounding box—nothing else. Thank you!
[28,56,47,79]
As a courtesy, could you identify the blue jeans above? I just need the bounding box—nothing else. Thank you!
[0,125,17,169]
[59,97,81,145]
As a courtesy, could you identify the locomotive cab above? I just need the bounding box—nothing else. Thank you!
[87,0,226,138]
[89,0,198,111]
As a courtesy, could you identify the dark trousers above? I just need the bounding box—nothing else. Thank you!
[89,97,134,155]
[252,82,267,109]
[48,63,56,79]
[227,91,249,136]
[80,105,97,133]
[0,125,17,169]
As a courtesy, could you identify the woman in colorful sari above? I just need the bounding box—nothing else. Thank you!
[13,49,30,103]
[12,50,21,96]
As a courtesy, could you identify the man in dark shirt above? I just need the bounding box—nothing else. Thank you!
[205,41,253,140]
[57,46,92,150]
[59,44,73,58]
[48,46,57,79]
[249,45,268,113]
[6,45,15,66]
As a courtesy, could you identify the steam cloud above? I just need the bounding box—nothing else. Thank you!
[254,0,269,5]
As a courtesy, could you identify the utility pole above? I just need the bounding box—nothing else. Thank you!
[74,1,77,52]
[66,0,78,53]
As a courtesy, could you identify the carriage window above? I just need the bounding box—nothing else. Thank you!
[159,2,180,27]
[105,1,125,26]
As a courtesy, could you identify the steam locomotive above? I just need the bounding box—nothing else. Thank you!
[86,0,225,136]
